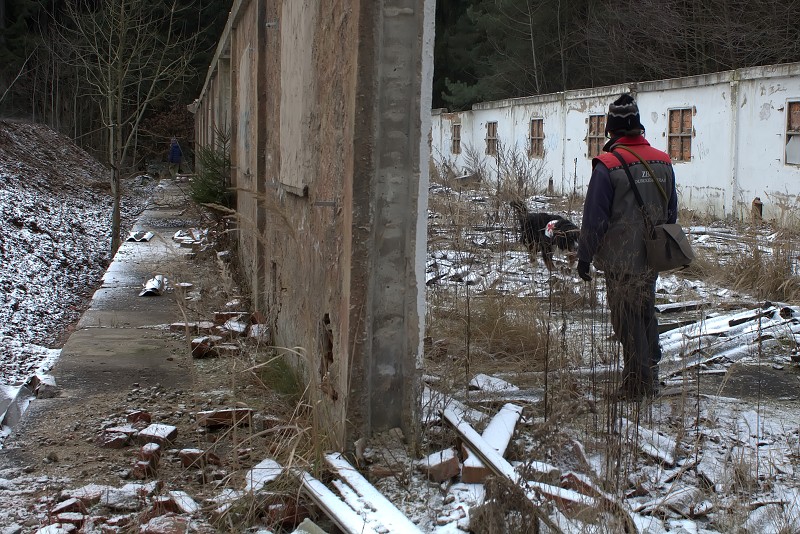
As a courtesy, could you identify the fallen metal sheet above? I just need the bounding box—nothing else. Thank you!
[126,230,154,242]
[139,275,167,296]
[442,405,637,530]
[298,470,379,534]
[325,453,423,534]
[655,300,709,314]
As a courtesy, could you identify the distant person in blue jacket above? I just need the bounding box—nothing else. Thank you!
[168,137,182,179]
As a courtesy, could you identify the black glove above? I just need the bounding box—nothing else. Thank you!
[577,260,592,282]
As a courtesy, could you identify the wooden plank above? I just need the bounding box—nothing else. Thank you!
[298,471,379,534]
[325,453,423,534]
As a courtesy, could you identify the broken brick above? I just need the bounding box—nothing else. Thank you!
[191,337,214,358]
[178,448,221,468]
[195,408,253,428]
[68,484,110,506]
[419,448,461,483]
[137,424,178,446]
[168,490,200,514]
[150,495,179,515]
[51,497,87,515]
[96,432,130,449]
[141,514,189,534]
[127,411,152,425]
[262,496,310,529]
[461,447,490,484]
[132,460,157,479]
[139,443,162,465]
[54,513,85,529]
[196,321,217,333]
[214,311,249,325]
[169,322,197,334]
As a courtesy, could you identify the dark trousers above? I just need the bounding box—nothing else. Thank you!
[605,271,661,392]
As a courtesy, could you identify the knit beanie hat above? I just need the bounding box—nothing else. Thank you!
[605,94,644,136]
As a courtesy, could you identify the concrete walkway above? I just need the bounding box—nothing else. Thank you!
[0,179,201,467]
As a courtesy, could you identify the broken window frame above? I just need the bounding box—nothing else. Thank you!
[587,115,605,158]
[785,101,800,165]
[668,108,693,162]
[485,121,498,156]
[528,118,544,158]
[451,123,461,155]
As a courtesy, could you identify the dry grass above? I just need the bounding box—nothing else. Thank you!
[199,156,800,530]
[685,226,800,302]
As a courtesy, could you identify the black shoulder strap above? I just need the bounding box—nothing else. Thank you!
[615,145,668,202]
[611,150,656,236]
[611,150,646,209]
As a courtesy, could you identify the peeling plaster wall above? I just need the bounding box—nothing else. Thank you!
[192,0,431,449]
[431,63,800,226]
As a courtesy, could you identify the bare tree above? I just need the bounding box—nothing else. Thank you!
[55,0,196,253]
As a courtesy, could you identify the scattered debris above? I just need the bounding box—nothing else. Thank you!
[139,275,167,297]
[462,403,523,484]
[126,230,154,242]
[195,408,253,428]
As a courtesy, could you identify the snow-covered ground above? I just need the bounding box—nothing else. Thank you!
[407,184,800,533]
[0,120,154,390]
[2,120,800,532]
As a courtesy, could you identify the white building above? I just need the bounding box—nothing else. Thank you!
[431,62,800,226]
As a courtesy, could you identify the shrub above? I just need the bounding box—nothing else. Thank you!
[190,128,231,206]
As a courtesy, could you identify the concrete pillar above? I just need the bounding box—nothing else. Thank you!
[354,0,434,436]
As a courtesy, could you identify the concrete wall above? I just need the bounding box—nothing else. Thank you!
[191,0,433,450]
[432,63,800,226]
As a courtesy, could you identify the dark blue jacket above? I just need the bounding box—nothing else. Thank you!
[168,140,182,164]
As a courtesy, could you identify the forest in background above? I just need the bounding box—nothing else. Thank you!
[4,1,800,161]
[0,0,230,169]
[434,0,800,110]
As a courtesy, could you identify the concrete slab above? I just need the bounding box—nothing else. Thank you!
[76,310,178,329]
[0,179,201,467]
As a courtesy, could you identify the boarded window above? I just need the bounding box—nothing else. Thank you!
[668,108,692,162]
[528,118,544,158]
[786,101,800,165]
[486,121,498,156]
[451,124,461,155]
[587,115,605,158]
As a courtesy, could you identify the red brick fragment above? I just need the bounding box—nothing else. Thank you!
[139,443,162,465]
[195,408,253,428]
[51,497,87,515]
[127,411,152,425]
[263,497,310,529]
[136,424,178,446]
[178,448,221,468]
[132,459,157,479]
[151,495,179,515]
[214,311,249,325]
[141,514,189,534]
[169,322,197,334]
[54,512,85,528]
[419,448,461,483]
[96,432,130,449]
